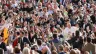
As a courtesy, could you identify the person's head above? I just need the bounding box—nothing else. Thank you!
[23,47,30,54]
[75,30,80,37]
[48,0,51,3]
[52,0,56,3]
[86,26,90,32]
[14,47,20,54]
[52,50,58,54]
[12,0,16,3]
[38,2,42,8]
[87,37,92,43]
[4,5,8,11]
[37,39,42,46]
[70,49,76,54]
[58,45,64,52]
[16,20,20,25]
[25,31,28,37]
[20,31,25,37]
[16,32,20,36]
[19,11,23,16]
[54,4,58,9]
[60,5,64,10]
[74,48,81,54]
[63,45,70,52]
[53,33,57,39]
[84,51,89,54]
[67,23,71,28]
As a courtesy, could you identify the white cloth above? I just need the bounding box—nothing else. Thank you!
[48,10,53,15]
[38,45,51,54]
[7,44,13,54]
[62,26,79,40]
[11,2,18,8]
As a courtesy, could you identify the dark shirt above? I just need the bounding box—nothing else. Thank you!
[0,42,7,51]
[52,38,60,43]
[59,52,66,54]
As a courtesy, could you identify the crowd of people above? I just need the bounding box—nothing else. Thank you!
[0,0,96,54]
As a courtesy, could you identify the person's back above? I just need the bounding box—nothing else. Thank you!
[52,34,61,51]
[83,43,96,54]
[83,37,96,54]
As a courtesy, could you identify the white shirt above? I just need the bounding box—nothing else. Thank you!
[62,26,79,40]
[11,2,18,8]
[48,10,53,15]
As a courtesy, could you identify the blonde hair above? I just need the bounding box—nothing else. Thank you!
[23,47,30,54]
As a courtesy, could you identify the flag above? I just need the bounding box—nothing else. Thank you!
[3,28,9,45]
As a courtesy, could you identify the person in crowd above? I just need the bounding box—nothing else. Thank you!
[52,33,62,50]
[0,36,7,51]
[52,50,58,54]
[36,39,51,54]
[13,46,21,54]
[58,45,66,54]
[23,43,30,54]
[82,37,96,54]
[70,49,77,54]
[84,51,90,54]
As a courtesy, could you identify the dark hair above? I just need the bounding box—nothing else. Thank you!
[53,34,57,39]
[37,39,42,46]
[17,32,20,35]
[21,31,25,35]
[75,30,80,37]
[94,32,96,36]
[87,37,91,43]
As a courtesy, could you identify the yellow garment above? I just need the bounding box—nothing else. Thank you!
[3,28,9,44]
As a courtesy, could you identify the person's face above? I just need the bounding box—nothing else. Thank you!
[67,23,71,28]
[4,6,8,11]
[52,0,56,3]
[16,21,20,24]
[38,2,42,8]
[20,33,23,37]
[19,12,23,16]
[30,32,33,37]
[24,21,27,26]
[54,5,57,9]
[28,3,32,8]
[24,4,28,8]
[48,5,51,9]
[86,26,90,31]
[43,8,47,12]
[60,5,63,10]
